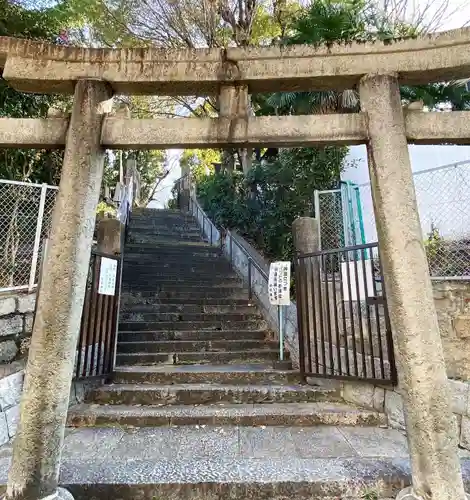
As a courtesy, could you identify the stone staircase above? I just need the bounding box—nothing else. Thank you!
[65,208,410,499]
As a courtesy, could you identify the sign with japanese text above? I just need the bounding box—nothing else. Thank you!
[268,261,291,306]
[98,257,118,296]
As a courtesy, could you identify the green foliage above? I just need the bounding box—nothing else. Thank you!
[0,0,69,183]
[96,201,116,217]
[104,150,167,207]
[181,149,220,183]
[197,147,348,260]
[255,0,469,116]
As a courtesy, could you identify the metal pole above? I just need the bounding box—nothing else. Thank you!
[278,305,284,361]
[248,258,252,300]
[313,190,322,251]
[29,184,48,292]
[210,223,213,246]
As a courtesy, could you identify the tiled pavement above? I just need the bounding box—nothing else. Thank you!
[0,425,470,498]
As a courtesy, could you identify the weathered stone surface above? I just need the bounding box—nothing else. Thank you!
[23,314,33,333]
[456,316,470,338]
[0,298,15,317]
[6,79,113,499]
[0,412,8,446]
[16,294,35,314]
[342,383,375,410]
[68,402,385,429]
[96,218,121,255]
[0,340,18,364]
[385,390,405,430]
[5,404,19,437]
[461,417,470,450]
[450,379,469,416]
[4,28,470,95]
[0,316,22,337]
[57,487,75,500]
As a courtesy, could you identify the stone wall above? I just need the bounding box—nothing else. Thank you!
[221,231,300,369]
[342,378,470,450]
[0,291,104,445]
[0,292,36,363]
[433,280,470,380]
[0,361,102,446]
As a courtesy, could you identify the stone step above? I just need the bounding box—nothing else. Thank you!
[116,339,276,354]
[118,319,267,332]
[0,424,425,500]
[122,262,233,273]
[112,364,300,385]
[119,296,254,307]
[125,241,218,251]
[120,303,258,314]
[119,312,261,322]
[120,288,249,300]
[121,276,242,286]
[122,270,239,279]
[117,329,268,342]
[86,381,332,406]
[68,402,385,428]
[128,235,204,244]
[116,349,285,365]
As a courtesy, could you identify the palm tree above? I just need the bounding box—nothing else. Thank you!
[254,0,470,116]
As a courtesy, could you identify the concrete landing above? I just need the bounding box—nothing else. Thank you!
[1,426,470,499]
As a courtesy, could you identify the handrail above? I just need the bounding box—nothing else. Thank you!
[185,192,270,301]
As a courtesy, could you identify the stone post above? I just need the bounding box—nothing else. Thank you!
[292,218,322,377]
[359,73,467,500]
[219,84,252,173]
[5,80,113,500]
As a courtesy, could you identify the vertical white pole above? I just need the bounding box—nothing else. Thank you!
[313,190,322,251]
[279,305,284,361]
[29,184,48,292]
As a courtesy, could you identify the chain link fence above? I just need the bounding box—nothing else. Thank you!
[0,180,58,291]
[316,160,470,279]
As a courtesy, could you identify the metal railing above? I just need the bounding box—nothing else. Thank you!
[294,242,397,384]
[0,179,58,292]
[315,160,470,279]
[75,250,122,379]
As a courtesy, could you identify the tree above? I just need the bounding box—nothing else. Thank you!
[257,0,470,117]
[104,150,170,207]
[0,0,68,184]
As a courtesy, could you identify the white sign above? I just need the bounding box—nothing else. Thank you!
[98,257,118,296]
[341,259,375,301]
[268,261,291,306]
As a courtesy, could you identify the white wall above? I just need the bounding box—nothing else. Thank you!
[341,145,470,243]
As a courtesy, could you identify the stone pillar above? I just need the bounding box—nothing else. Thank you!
[359,73,467,500]
[292,218,321,377]
[219,84,252,173]
[5,80,113,500]
[97,218,122,255]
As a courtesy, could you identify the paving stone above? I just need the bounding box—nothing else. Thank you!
[338,426,409,458]
[111,427,180,459]
[176,426,239,459]
[63,427,125,459]
[291,427,357,458]
[239,426,297,458]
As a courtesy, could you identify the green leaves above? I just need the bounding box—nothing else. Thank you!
[197,147,348,261]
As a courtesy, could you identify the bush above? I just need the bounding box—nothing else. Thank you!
[197,147,349,261]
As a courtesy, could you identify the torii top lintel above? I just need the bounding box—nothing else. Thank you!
[1,28,470,95]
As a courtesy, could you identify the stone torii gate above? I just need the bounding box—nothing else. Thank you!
[1,29,470,500]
